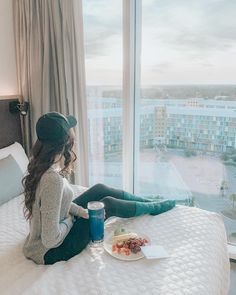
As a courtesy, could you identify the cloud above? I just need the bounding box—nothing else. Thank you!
[149,62,173,73]
[199,62,215,68]
[143,0,236,56]
[83,1,121,58]
[84,0,236,60]
[83,0,236,84]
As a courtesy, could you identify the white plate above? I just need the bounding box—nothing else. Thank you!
[103,232,151,261]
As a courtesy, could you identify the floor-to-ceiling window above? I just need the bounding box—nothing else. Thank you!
[136,0,236,245]
[83,0,123,188]
[83,0,236,246]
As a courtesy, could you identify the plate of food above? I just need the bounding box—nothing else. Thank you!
[104,227,150,261]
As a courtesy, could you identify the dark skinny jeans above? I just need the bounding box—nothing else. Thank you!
[44,184,136,264]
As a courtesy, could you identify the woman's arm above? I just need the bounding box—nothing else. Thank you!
[69,183,89,218]
[39,171,74,248]
[69,203,89,219]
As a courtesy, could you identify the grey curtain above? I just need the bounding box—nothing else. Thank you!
[13,0,89,186]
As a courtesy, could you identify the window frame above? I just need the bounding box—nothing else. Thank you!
[122,0,141,193]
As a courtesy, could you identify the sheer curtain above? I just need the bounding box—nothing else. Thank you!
[13,0,89,186]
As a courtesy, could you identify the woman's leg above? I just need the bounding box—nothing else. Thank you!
[72,183,123,208]
[102,197,136,219]
[44,199,136,264]
[73,183,175,217]
[44,217,90,265]
[44,198,136,264]
[44,197,176,264]
[73,183,154,208]
[101,196,176,219]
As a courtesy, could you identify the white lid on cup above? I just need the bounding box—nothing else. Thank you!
[87,201,104,210]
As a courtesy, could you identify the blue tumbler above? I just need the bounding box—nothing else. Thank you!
[88,201,105,245]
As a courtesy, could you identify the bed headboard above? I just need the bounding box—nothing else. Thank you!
[0,98,23,149]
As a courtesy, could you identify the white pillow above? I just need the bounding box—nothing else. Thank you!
[0,154,24,205]
[0,142,29,174]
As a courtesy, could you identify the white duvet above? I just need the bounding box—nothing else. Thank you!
[0,192,230,295]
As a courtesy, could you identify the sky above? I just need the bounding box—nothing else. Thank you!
[83,0,236,86]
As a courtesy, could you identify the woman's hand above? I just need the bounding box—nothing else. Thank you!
[77,206,106,219]
[78,208,89,219]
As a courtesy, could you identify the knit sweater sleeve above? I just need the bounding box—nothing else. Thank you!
[69,183,88,217]
[69,202,86,217]
[39,171,74,249]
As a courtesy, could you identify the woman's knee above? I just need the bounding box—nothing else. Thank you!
[92,183,108,193]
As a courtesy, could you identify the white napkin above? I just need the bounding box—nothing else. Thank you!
[140,245,170,259]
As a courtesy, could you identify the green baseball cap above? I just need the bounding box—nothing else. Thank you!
[36,112,77,143]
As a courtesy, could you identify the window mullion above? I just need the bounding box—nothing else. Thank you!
[122,0,141,193]
[133,0,142,194]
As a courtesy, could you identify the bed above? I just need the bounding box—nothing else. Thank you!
[0,194,230,295]
[0,98,231,295]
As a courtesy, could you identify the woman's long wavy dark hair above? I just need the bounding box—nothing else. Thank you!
[22,133,77,220]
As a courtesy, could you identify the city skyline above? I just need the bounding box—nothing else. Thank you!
[88,96,236,154]
[86,84,236,101]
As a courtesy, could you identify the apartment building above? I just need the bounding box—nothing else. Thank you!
[88,97,236,154]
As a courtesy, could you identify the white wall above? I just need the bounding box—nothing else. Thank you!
[0,0,18,96]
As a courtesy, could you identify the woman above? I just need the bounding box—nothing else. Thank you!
[23,112,175,265]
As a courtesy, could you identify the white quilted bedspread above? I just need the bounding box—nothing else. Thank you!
[0,193,230,295]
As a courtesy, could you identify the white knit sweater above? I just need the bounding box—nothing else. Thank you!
[23,167,84,264]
